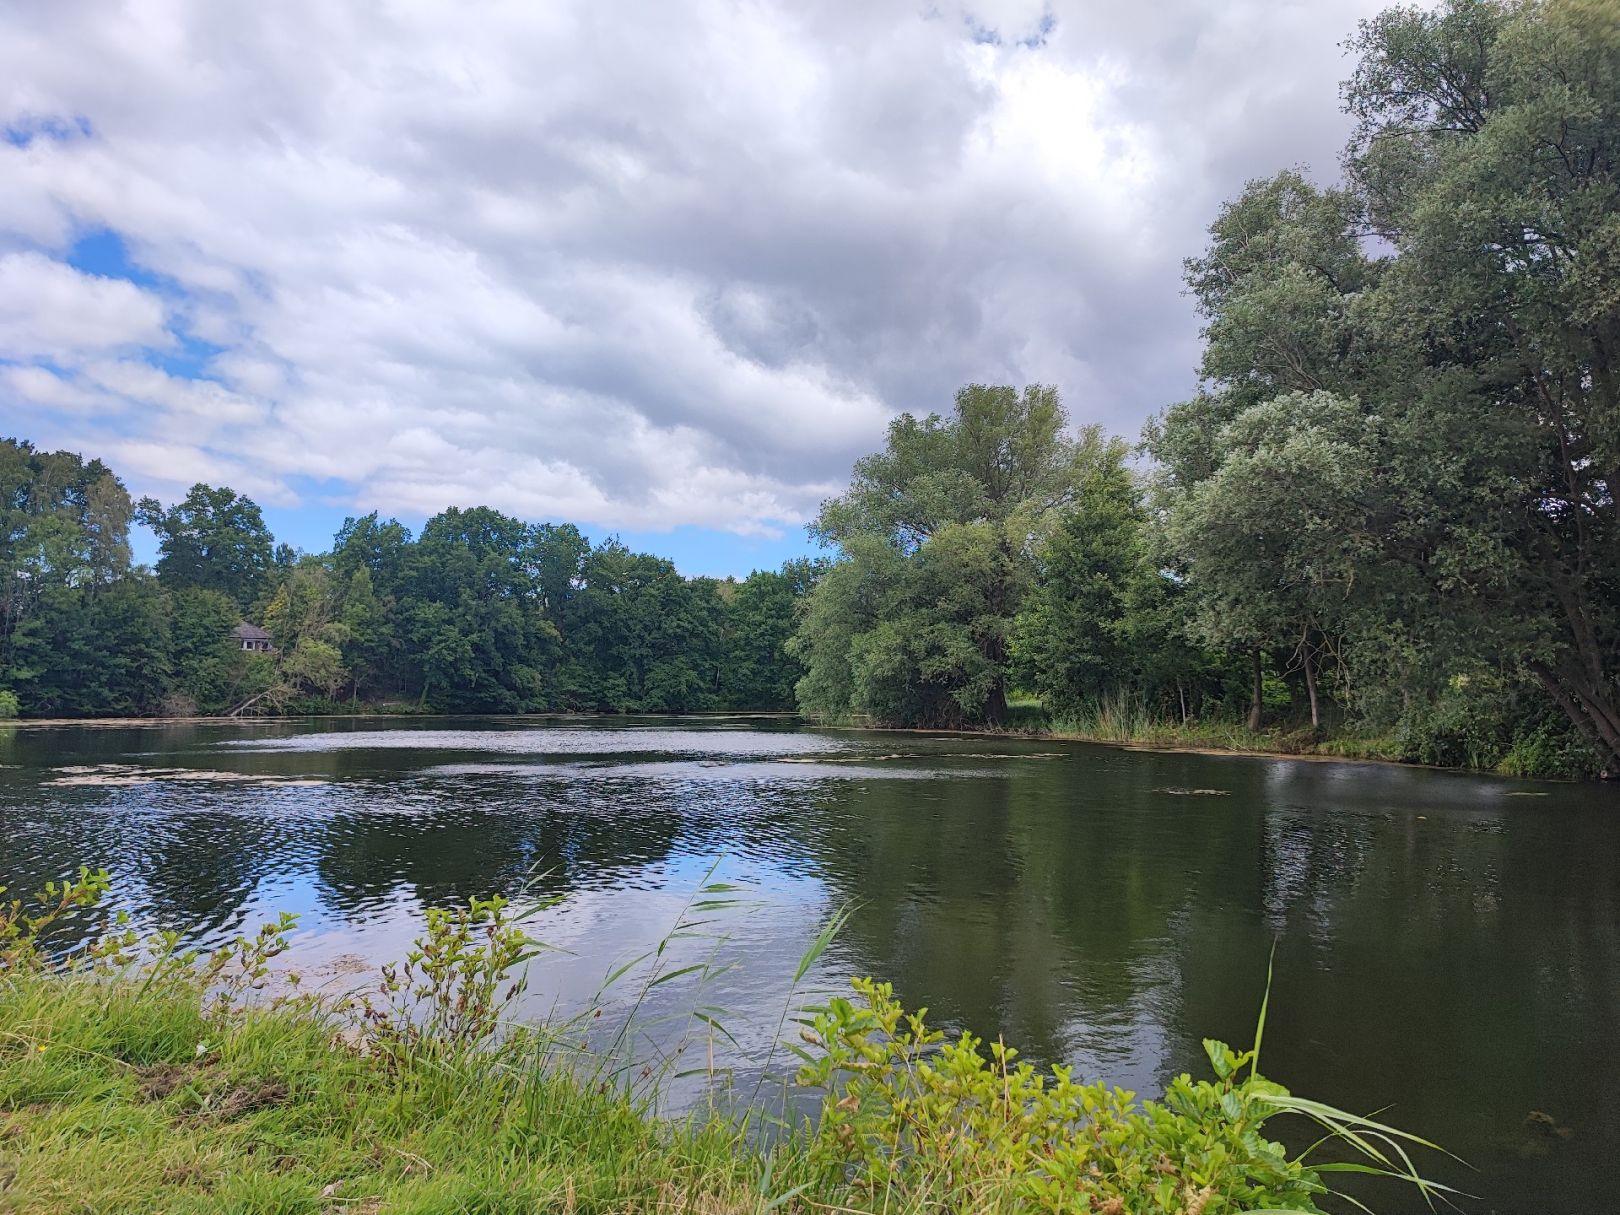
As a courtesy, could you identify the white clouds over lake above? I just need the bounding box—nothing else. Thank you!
[0,0,1390,538]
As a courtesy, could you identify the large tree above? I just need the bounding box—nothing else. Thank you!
[797,384,1116,727]
[720,559,822,710]
[1013,451,1155,718]
[0,440,138,709]
[401,507,555,712]
[138,484,275,610]
[1347,0,1620,769]
[1152,0,1620,772]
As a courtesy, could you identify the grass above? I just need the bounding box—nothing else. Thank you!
[1049,713,1405,763]
[0,874,1454,1215]
[826,694,1410,765]
[0,969,769,1214]
[1016,691,1406,764]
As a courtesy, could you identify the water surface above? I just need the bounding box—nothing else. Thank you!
[2,717,1616,1212]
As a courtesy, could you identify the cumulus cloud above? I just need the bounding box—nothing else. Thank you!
[0,0,1394,538]
[0,251,168,358]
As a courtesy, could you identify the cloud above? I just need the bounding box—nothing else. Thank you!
[0,0,1397,539]
[0,251,168,358]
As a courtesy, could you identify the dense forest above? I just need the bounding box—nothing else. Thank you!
[2,0,1615,779]
[0,440,818,719]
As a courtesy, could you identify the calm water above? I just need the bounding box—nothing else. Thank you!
[1,718,1616,1211]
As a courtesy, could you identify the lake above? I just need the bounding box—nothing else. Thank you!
[1,717,1615,1211]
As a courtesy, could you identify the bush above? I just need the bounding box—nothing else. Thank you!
[1390,675,1603,779]
[794,978,1448,1213]
[1498,707,1603,780]
[0,689,18,719]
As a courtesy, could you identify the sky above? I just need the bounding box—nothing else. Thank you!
[0,0,1395,577]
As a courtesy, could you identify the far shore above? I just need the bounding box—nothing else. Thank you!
[821,721,1459,772]
[0,709,800,730]
[3,708,1577,780]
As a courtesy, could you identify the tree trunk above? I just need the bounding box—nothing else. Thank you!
[1177,679,1188,725]
[984,679,1008,727]
[1533,663,1620,778]
[1302,645,1320,730]
[1247,648,1264,732]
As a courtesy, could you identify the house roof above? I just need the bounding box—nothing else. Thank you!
[233,622,273,641]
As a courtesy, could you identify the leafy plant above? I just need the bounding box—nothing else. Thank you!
[793,977,1453,1214]
[355,893,546,1063]
[0,866,115,971]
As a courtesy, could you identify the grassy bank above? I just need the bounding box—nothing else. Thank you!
[829,693,1597,778]
[829,708,1414,768]
[1045,714,1406,766]
[0,968,765,1214]
[0,874,1451,1214]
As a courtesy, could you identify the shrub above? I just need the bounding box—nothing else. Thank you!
[354,894,543,1063]
[794,977,1450,1213]
[0,688,18,719]
[1498,708,1604,780]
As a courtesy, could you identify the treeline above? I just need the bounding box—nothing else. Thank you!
[795,0,1619,780]
[0,440,816,717]
[3,0,1614,781]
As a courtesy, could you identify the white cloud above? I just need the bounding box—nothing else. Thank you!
[2,363,119,413]
[0,0,1397,536]
[0,251,168,358]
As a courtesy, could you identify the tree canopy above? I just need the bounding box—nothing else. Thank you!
[0,443,813,720]
[1149,0,1620,773]
[796,385,1121,727]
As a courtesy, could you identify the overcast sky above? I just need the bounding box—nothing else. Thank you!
[1,0,1394,575]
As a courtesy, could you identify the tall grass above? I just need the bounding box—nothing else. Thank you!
[1038,689,1409,763]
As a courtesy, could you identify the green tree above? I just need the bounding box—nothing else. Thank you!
[720,559,821,710]
[1,441,134,648]
[799,385,1116,726]
[137,484,275,609]
[7,580,170,716]
[336,567,393,700]
[277,638,348,702]
[1151,0,1620,772]
[0,441,139,712]
[332,513,414,593]
[401,507,554,712]
[553,542,723,713]
[1342,0,1620,770]
[1157,392,1394,729]
[1013,454,1151,717]
[168,587,245,713]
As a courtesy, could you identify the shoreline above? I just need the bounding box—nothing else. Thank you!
[0,709,801,730]
[4,708,1583,781]
[819,721,1450,773]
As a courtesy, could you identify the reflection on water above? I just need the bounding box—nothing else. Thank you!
[2,717,1617,1212]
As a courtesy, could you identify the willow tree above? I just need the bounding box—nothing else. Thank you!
[1154,0,1620,772]
[795,384,1118,727]
[1347,0,1620,770]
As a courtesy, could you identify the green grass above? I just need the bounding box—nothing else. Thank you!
[0,971,768,1215]
[1022,691,1407,764]
[0,877,1453,1215]
[1048,714,1405,763]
